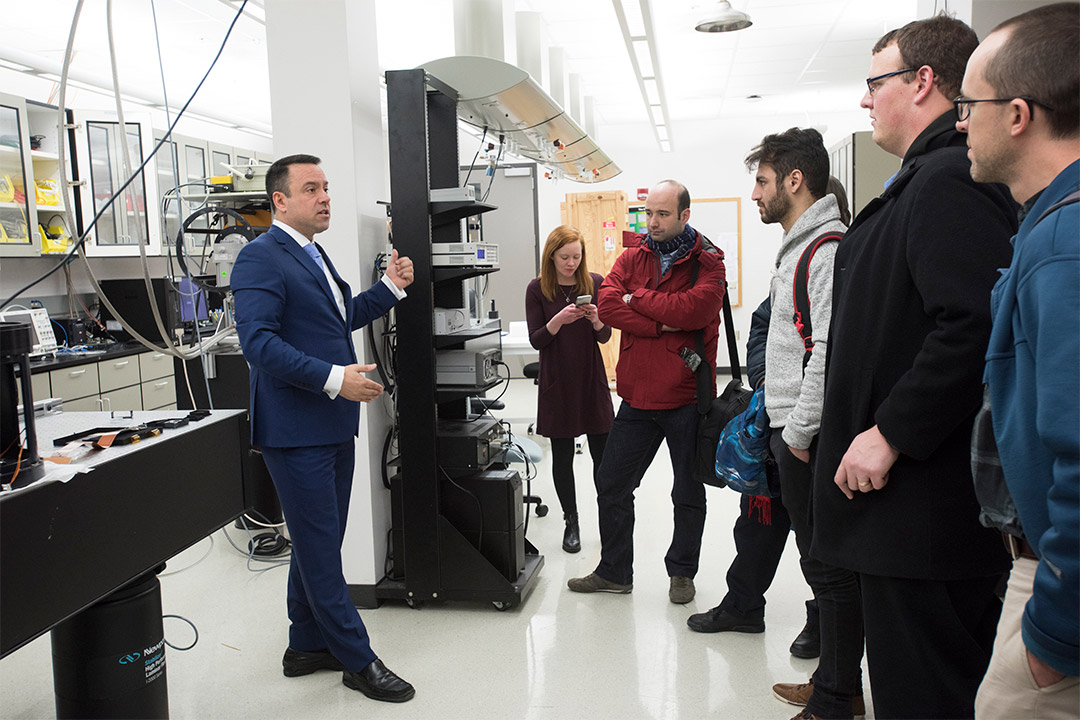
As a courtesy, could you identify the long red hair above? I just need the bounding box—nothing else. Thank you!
[539,225,594,302]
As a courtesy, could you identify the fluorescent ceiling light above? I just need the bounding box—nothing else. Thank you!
[655,125,668,141]
[643,77,660,105]
[120,94,152,107]
[632,39,654,77]
[615,0,647,37]
[184,111,238,129]
[659,139,671,153]
[0,59,34,73]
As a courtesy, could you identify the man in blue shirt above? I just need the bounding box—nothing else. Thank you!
[956,4,1079,716]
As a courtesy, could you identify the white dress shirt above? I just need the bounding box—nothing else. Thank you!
[272,219,406,399]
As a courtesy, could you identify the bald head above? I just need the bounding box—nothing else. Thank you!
[645,180,692,243]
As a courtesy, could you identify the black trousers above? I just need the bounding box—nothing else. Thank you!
[772,432,864,720]
[549,433,607,516]
[859,571,1001,719]
[719,492,795,618]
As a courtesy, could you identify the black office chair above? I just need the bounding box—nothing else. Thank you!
[523,362,539,435]
[514,361,547,516]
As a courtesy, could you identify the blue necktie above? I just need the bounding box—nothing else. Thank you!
[303,242,324,270]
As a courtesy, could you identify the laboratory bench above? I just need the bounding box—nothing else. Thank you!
[1,408,252,657]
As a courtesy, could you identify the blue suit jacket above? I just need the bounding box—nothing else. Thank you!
[231,224,398,448]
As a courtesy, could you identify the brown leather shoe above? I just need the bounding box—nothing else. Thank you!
[773,680,866,717]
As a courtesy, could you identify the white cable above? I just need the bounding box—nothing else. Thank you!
[106,0,175,350]
[44,0,247,362]
[242,513,287,529]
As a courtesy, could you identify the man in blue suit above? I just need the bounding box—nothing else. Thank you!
[232,154,415,703]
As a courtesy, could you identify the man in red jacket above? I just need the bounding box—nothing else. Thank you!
[567,179,726,604]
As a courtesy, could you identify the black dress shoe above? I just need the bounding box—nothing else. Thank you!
[343,659,415,703]
[282,647,345,677]
[686,605,765,634]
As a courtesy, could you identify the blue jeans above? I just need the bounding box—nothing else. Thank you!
[594,401,705,585]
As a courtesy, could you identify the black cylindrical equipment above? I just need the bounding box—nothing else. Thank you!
[0,321,44,487]
[51,571,170,719]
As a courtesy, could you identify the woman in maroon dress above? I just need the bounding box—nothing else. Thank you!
[525,225,614,553]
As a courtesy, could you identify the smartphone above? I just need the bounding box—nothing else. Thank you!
[575,295,592,306]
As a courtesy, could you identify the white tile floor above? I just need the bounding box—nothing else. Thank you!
[0,378,873,719]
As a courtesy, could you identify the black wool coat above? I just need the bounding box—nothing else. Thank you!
[811,112,1017,580]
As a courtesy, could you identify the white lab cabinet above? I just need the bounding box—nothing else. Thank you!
[0,92,40,256]
[70,109,162,257]
[207,141,233,177]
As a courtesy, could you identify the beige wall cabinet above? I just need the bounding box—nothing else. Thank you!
[34,349,178,412]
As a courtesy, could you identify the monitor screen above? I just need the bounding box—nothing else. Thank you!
[177,278,209,324]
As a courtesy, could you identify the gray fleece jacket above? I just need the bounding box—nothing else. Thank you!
[765,193,844,449]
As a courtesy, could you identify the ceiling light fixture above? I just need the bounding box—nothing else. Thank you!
[695,1,752,33]
[613,0,673,152]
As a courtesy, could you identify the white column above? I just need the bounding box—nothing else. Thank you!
[264,0,390,586]
[516,11,544,82]
[548,46,567,109]
[569,72,582,124]
[454,0,516,61]
[584,95,597,140]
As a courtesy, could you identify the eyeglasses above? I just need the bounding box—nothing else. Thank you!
[865,68,916,96]
[953,96,1055,122]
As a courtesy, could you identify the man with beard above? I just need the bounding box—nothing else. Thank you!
[567,179,726,604]
[740,128,864,720]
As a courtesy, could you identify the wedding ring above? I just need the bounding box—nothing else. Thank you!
[858,481,869,487]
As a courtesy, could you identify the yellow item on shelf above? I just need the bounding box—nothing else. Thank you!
[0,175,14,203]
[39,223,71,253]
[34,178,62,206]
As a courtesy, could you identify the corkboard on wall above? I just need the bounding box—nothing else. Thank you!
[688,198,742,307]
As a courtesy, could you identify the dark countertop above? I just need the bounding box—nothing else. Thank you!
[28,341,168,374]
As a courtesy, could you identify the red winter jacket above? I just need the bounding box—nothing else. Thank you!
[598,228,726,409]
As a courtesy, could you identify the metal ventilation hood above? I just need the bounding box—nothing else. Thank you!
[418,56,621,183]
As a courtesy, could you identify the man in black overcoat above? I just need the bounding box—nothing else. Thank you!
[811,15,1017,720]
